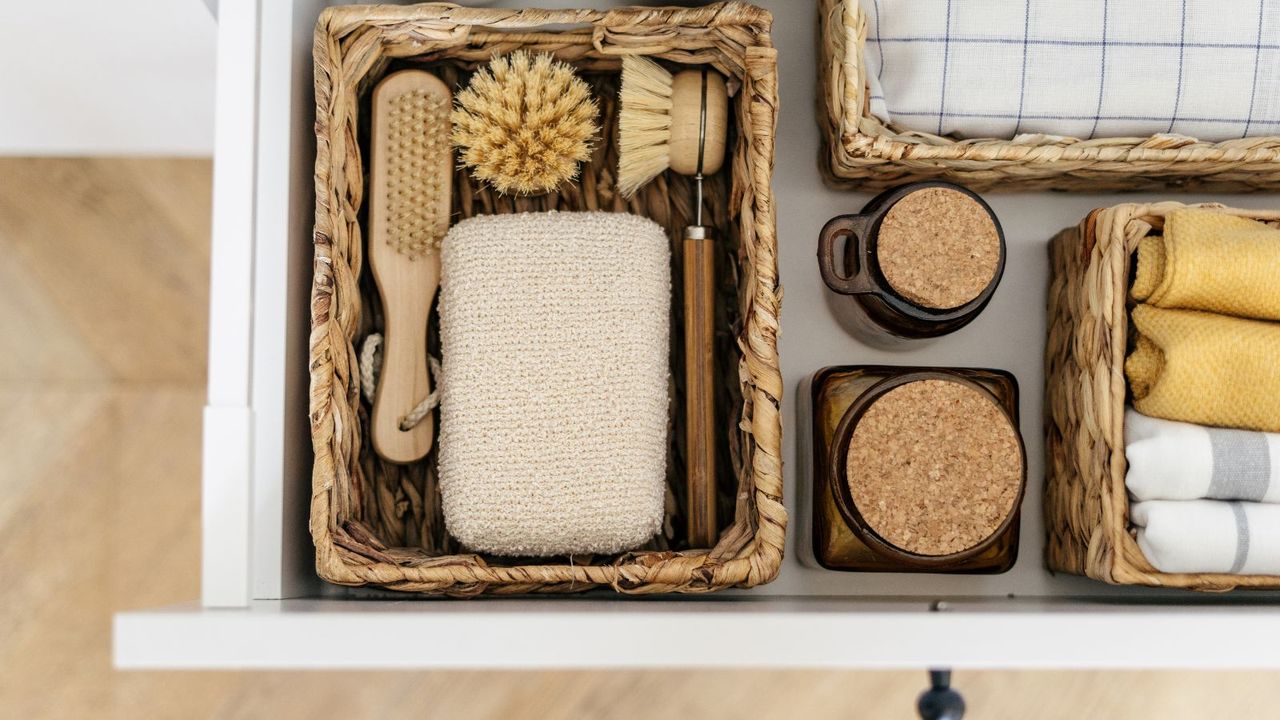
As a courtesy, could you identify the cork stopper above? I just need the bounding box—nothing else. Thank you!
[876,188,1000,310]
[845,378,1023,557]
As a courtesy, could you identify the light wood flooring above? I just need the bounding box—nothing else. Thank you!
[1,157,1277,719]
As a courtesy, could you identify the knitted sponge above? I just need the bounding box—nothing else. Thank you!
[437,211,670,556]
[1126,304,1280,433]
[1132,210,1280,321]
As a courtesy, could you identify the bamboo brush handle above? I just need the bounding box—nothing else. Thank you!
[685,226,718,547]
[371,258,439,463]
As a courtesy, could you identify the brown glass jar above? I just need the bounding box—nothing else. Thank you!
[810,366,1025,573]
[817,182,1005,345]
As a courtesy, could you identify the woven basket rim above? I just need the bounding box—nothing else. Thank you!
[321,2,775,27]
[817,0,1280,191]
[309,1,784,596]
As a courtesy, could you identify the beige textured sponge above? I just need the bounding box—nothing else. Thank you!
[437,211,670,556]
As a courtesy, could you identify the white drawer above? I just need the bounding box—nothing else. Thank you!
[114,0,1280,669]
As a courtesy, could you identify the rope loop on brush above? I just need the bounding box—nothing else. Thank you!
[359,333,441,430]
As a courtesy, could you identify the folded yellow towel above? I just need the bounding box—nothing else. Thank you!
[1132,209,1280,321]
[1126,304,1280,432]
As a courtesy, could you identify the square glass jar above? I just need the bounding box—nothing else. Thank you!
[810,365,1023,573]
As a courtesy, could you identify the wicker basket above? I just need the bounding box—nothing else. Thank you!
[1045,202,1280,591]
[309,2,784,596]
[817,0,1280,193]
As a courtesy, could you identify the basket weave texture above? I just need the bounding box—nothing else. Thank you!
[1045,202,1280,591]
[817,0,1280,193]
[310,2,783,595]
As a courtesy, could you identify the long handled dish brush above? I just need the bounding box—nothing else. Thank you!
[619,55,729,548]
[368,69,452,464]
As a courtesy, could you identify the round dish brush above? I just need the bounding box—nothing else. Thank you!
[451,50,599,195]
[618,55,729,549]
[618,55,727,199]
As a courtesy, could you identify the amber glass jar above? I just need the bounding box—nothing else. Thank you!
[817,182,1005,345]
[810,366,1025,573]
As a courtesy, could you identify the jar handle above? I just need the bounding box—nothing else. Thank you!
[818,214,875,295]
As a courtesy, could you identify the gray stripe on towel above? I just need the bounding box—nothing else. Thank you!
[1208,427,1272,501]
[1229,502,1251,574]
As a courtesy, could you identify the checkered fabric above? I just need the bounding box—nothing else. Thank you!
[862,0,1280,141]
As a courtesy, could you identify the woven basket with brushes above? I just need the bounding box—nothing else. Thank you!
[1045,202,1280,591]
[310,2,783,596]
[817,0,1280,193]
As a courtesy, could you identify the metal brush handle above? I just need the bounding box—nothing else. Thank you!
[694,67,708,227]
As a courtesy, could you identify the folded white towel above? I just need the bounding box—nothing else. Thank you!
[1125,409,1280,503]
[1132,500,1280,575]
[861,0,1280,141]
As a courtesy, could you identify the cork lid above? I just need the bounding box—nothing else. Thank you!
[844,378,1023,557]
[875,187,1001,310]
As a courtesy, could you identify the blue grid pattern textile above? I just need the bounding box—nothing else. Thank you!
[862,0,1280,141]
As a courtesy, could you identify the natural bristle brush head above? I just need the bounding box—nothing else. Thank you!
[385,86,450,258]
[451,50,599,196]
[618,55,675,198]
[618,55,729,199]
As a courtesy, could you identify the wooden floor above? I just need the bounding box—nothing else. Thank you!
[1,157,1278,718]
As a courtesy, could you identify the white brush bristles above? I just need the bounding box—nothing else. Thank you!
[618,55,675,199]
